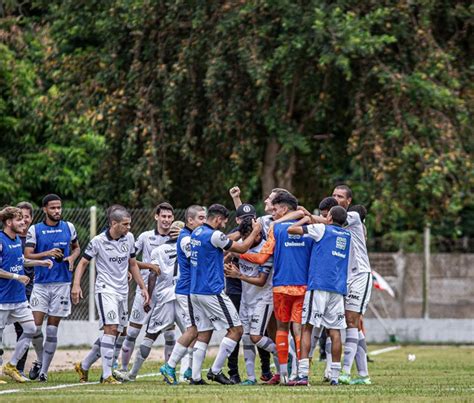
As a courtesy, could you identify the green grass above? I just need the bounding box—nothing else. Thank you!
[1,345,473,402]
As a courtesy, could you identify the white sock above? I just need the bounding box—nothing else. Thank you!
[179,350,190,377]
[121,326,140,371]
[82,338,101,370]
[130,336,154,377]
[343,328,359,374]
[192,341,208,381]
[40,325,58,376]
[32,326,44,364]
[255,336,280,373]
[11,322,35,366]
[289,335,298,378]
[100,334,115,379]
[211,337,237,374]
[325,337,332,377]
[308,327,320,359]
[164,330,176,362]
[280,363,288,377]
[242,335,256,381]
[355,330,369,377]
[113,335,125,365]
[331,362,341,382]
[298,358,309,378]
[168,342,188,369]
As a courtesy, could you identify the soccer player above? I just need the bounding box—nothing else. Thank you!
[288,205,351,386]
[24,194,81,382]
[124,221,186,381]
[118,202,174,373]
[189,204,261,385]
[224,217,280,385]
[72,206,149,384]
[160,205,206,385]
[0,207,52,383]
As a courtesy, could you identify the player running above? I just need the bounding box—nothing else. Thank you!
[24,194,81,382]
[72,206,149,384]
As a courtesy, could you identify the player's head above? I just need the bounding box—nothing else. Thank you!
[109,206,131,236]
[318,197,338,218]
[348,204,367,222]
[16,201,33,231]
[184,205,206,230]
[42,194,62,222]
[207,204,229,229]
[235,203,256,225]
[271,192,298,219]
[169,220,185,240]
[332,185,352,209]
[327,206,347,226]
[0,206,25,234]
[264,187,292,214]
[154,202,174,233]
[238,216,262,246]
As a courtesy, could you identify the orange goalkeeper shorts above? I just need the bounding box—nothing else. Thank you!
[273,292,304,324]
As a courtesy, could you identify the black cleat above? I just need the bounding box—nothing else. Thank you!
[38,373,48,383]
[29,361,42,380]
[190,378,208,385]
[229,373,241,385]
[207,370,232,385]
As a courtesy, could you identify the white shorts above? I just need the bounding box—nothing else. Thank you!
[345,272,373,314]
[240,301,273,336]
[176,294,194,329]
[96,292,128,330]
[0,301,34,329]
[190,292,241,332]
[145,300,187,335]
[302,290,346,330]
[129,292,150,325]
[30,283,71,318]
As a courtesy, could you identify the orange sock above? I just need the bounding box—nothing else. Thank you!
[276,330,289,365]
[295,335,301,360]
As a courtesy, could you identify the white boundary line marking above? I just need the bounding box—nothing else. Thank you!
[369,345,401,356]
[0,371,160,395]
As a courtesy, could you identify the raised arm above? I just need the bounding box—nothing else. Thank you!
[229,186,243,209]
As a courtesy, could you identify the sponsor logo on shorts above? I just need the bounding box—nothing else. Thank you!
[347,293,360,300]
[152,320,163,327]
[31,297,39,307]
[209,316,220,322]
[60,296,69,306]
[107,310,117,321]
[132,309,141,320]
[313,312,323,319]
[251,317,259,324]
[337,313,345,321]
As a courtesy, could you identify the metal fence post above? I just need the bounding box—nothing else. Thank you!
[88,206,97,322]
[422,223,431,319]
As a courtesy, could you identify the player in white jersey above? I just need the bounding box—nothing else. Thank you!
[117,202,174,373]
[72,207,149,385]
[224,218,280,385]
[119,221,186,381]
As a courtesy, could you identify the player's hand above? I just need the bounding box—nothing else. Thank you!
[71,284,83,304]
[149,264,161,275]
[251,219,262,233]
[41,259,54,269]
[141,288,150,305]
[169,226,181,239]
[224,262,240,279]
[297,205,312,216]
[63,256,75,271]
[46,248,63,259]
[229,186,241,199]
[16,275,30,285]
[128,272,132,282]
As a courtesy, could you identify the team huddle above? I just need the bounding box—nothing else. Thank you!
[0,184,372,387]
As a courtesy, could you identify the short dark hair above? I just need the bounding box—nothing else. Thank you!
[17,201,33,216]
[184,205,205,223]
[155,202,174,215]
[109,206,131,223]
[237,216,254,238]
[329,206,347,226]
[348,204,367,222]
[272,192,298,211]
[319,197,338,212]
[42,194,61,207]
[207,204,229,219]
[334,184,352,199]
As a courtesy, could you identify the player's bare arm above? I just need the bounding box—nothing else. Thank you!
[71,257,89,304]
[24,245,63,260]
[227,220,262,254]
[0,268,30,285]
[287,215,312,235]
[229,186,243,209]
[224,262,269,287]
[64,239,81,271]
[24,258,53,269]
[129,257,150,305]
[137,260,161,275]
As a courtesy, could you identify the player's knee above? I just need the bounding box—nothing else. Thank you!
[187,326,198,340]
[228,325,243,340]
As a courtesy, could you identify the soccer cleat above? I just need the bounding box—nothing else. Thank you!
[330,379,339,386]
[4,362,27,383]
[183,367,192,381]
[260,372,273,382]
[160,363,177,385]
[229,373,241,384]
[338,371,351,385]
[286,377,300,386]
[323,367,331,382]
[264,373,280,385]
[295,376,309,386]
[102,375,122,384]
[74,362,89,383]
[207,369,232,385]
[350,376,372,385]
[29,360,42,380]
[190,378,208,385]
[18,371,30,382]
[279,374,289,386]
[38,373,48,382]
[240,379,257,386]
[113,369,132,382]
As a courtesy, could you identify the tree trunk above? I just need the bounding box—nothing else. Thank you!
[261,137,279,198]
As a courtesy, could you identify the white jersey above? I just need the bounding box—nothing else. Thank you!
[135,229,170,286]
[346,211,371,280]
[150,240,178,305]
[238,240,273,306]
[257,215,273,238]
[84,230,136,297]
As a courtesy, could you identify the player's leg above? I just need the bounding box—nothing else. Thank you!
[13,321,28,375]
[226,293,241,384]
[121,323,141,371]
[112,329,126,370]
[273,292,292,384]
[128,331,158,380]
[324,333,332,381]
[239,303,256,384]
[38,315,62,381]
[29,284,47,380]
[76,336,101,382]
[328,329,342,386]
[163,326,176,362]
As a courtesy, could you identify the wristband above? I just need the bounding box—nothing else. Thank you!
[12,273,19,280]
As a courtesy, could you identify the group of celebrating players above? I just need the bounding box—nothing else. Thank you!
[0,184,372,387]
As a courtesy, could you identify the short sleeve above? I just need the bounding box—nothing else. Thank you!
[25,225,36,248]
[258,259,272,275]
[210,231,233,250]
[67,222,78,242]
[135,232,145,255]
[303,224,325,242]
[128,233,136,258]
[83,238,98,260]
[346,211,361,226]
[180,235,191,258]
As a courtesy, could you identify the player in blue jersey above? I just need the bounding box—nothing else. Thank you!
[24,194,81,382]
[189,204,261,385]
[160,205,206,385]
[0,207,52,383]
[288,205,351,386]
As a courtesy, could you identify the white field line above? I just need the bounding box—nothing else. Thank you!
[369,345,401,356]
[0,371,160,396]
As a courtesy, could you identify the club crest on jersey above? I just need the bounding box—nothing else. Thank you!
[107,310,117,320]
[120,243,129,252]
[194,228,203,236]
[219,233,227,242]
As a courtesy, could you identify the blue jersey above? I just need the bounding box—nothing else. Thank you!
[175,226,192,295]
[190,224,232,295]
[272,221,313,287]
[26,220,77,284]
[304,224,351,295]
[0,231,27,304]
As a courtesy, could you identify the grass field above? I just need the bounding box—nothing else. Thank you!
[0,345,472,402]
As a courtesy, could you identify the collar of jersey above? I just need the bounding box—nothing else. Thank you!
[0,230,18,241]
[165,238,177,245]
[154,229,169,237]
[42,219,61,227]
[203,223,215,230]
[105,229,125,241]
